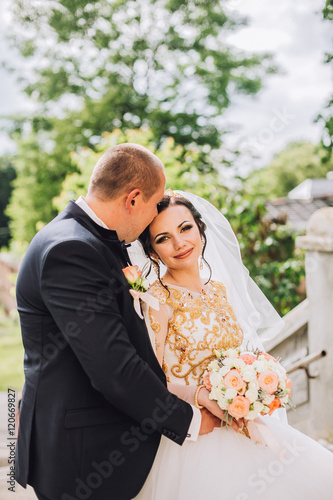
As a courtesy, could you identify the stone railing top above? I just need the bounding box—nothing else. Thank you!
[263,298,309,352]
[296,207,333,252]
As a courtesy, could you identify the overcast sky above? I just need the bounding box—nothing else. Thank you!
[0,0,332,173]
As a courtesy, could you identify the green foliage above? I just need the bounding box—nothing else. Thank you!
[4,0,278,255]
[323,0,333,21]
[54,127,226,211]
[318,0,333,154]
[0,156,16,248]
[244,142,333,200]
[4,0,277,254]
[6,132,77,252]
[6,0,275,149]
[221,195,305,316]
[0,309,24,391]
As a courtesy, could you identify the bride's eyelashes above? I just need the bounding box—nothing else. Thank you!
[180,224,193,232]
[155,224,194,245]
[155,235,169,244]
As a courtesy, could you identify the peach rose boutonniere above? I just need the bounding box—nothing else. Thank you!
[122,265,159,319]
[122,265,149,292]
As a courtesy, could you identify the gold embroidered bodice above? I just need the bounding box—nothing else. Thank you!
[148,280,243,385]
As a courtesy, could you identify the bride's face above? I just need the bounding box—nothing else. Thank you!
[149,204,202,271]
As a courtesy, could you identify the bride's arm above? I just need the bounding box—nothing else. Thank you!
[147,303,242,431]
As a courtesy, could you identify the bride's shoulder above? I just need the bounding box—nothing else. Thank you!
[210,280,227,297]
[147,280,169,304]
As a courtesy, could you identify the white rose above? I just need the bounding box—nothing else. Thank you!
[268,359,278,369]
[217,396,229,410]
[233,358,246,371]
[245,388,258,403]
[253,360,266,373]
[225,348,239,358]
[222,358,236,367]
[219,366,231,377]
[209,386,222,401]
[208,360,219,371]
[253,401,264,413]
[225,388,238,400]
[261,405,270,414]
[210,371,222,387]
[279,378,286,390]
[258,357,270,369]
[276,366,287,378]
[242,367,257,382]
[248,379,259,391]
[279,395,289,404]
[262,394,275,405]
[245,410,258,421]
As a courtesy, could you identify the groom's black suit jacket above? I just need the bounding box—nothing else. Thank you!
[15,201,193,500]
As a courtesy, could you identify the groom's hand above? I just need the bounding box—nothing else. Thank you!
[198,387,244,433]
[198,408,221,435]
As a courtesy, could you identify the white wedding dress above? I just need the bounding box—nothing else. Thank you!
[135,279,333,500]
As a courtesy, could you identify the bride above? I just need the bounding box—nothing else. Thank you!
[130,190,333,500]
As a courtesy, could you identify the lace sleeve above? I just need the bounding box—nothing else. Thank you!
[142,281,173,364]
[147,303,173,365]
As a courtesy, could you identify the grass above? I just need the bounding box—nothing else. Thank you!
[0,310,24,391]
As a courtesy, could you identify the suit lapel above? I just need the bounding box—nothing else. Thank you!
[64,200,131,266]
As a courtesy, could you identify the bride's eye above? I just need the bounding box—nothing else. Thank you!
[181,224,193,232]
[156,235,169,244]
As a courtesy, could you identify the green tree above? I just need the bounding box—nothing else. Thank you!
[244,142,333,200]
[317,0,333,154]
[0,156,16,248]
[4,0,276,250]
[6,132,77,253]
[53,127,227,212]
[6,0,274,150]
[221,195,305,316]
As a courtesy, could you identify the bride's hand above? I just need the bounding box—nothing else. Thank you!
[197,386,244,433]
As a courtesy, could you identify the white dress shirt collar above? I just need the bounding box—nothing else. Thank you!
[75,196,110,230]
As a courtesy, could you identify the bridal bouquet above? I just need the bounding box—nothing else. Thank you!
[203,348,292,424]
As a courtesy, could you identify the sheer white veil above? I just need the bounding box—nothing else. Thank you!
[128,190,284,351]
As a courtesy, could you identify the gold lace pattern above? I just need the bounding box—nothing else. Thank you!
[148,280,243,385]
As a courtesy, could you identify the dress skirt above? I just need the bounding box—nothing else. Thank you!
[135,414,333,500]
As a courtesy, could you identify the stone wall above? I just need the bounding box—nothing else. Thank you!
[264,207,333,442]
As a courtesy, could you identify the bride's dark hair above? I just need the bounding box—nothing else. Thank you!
[139,194,212,290]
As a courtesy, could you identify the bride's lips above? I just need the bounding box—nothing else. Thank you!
[174,248,194,259]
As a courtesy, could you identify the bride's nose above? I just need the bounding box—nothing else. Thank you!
[173,234,185,250]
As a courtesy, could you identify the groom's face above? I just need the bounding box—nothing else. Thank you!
[126,170,166,242]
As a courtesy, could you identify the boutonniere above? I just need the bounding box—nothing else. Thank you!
[123,265,149,292]
[122,265,159,319]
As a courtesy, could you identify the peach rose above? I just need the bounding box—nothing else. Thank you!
[260,352,276,362]
[268,397,281,415]
[258,370,279,395]
[286,377,292,395]
[122,265,142,283]
[224,369,244,391]
[203,372,212,391]
[228,396,251,419]
[239,353,256,365]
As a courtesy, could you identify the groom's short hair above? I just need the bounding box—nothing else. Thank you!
[88,143,164,201]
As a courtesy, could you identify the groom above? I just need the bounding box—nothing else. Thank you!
[15,143,219,500]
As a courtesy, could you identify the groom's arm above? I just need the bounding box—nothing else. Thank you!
[41,239,193,444]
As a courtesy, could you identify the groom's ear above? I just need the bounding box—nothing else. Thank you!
[125,189,141,213]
